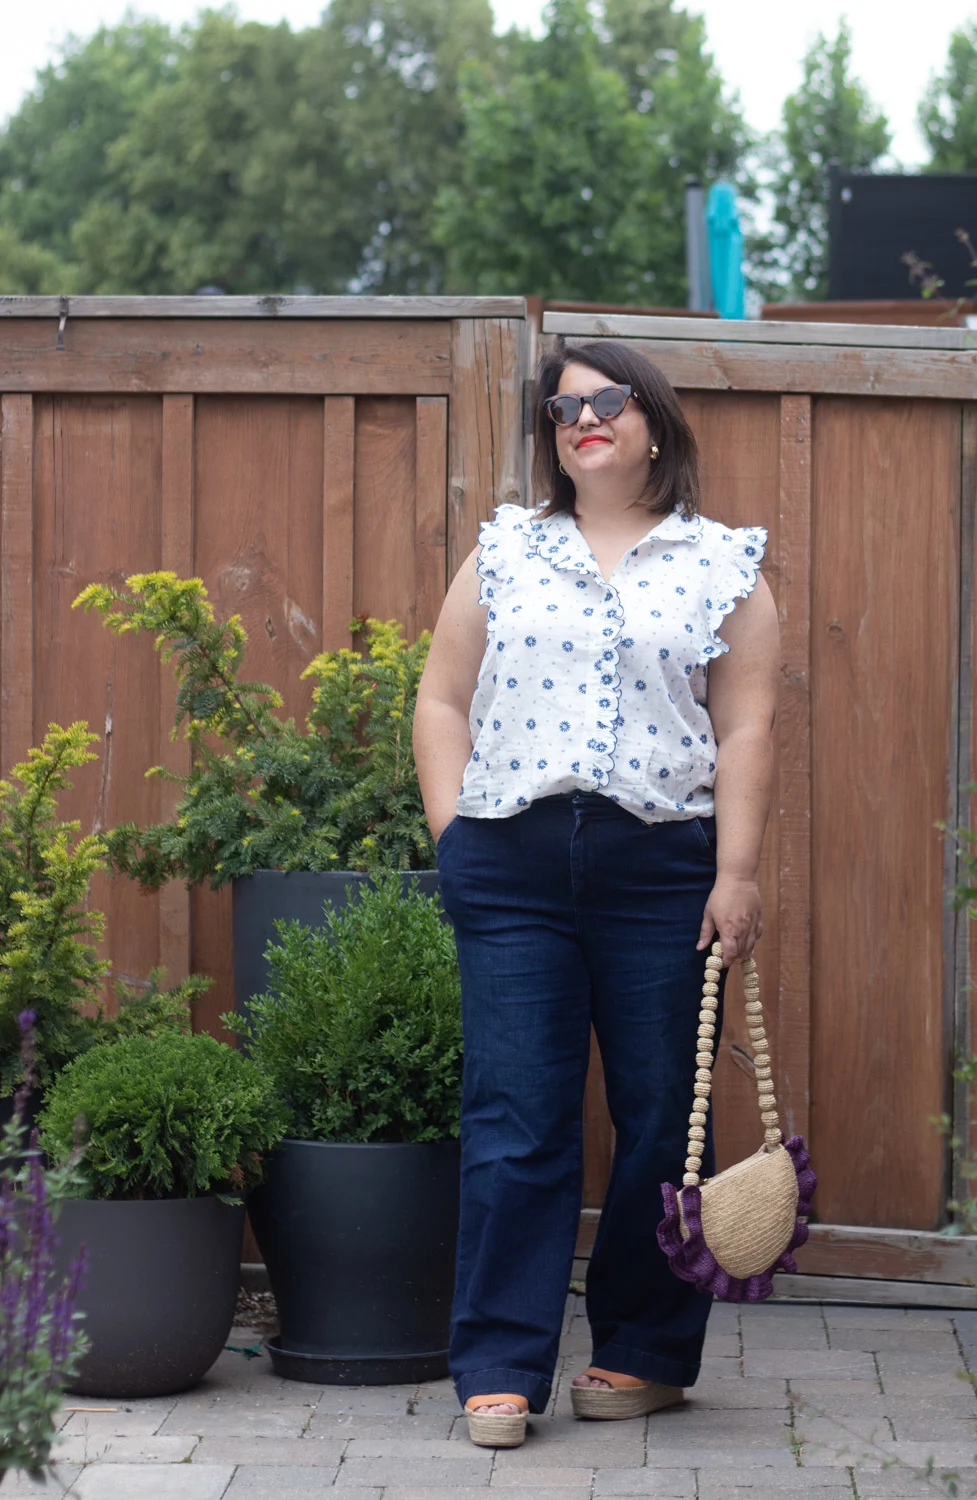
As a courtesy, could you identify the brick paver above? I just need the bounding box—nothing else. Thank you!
[26,1299,977,1497]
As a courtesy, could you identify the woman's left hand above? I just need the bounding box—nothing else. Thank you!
[696,874,763,964]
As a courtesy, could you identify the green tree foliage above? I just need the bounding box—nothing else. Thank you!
[71,12,306,295]
[228,875,462,1143]
[434,0,743,302]
[0,21,175,284]
[756,20,890,301]
[0,229,76,296]
[0,2,498,295]
[0,0,739,299]
[286,0,497,293]
[920,22,977,171]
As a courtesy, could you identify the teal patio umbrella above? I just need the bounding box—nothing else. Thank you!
[706,182,745,320]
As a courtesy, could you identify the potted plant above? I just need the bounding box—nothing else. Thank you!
[0,723,110,1125]
[73,574,438,1014]
[232,874,463,1385]
[37,1027,288,1398]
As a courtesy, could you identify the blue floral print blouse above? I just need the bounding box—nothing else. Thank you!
[457,503,767,823]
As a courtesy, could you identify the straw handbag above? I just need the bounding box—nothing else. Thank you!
[657,941,816,1303]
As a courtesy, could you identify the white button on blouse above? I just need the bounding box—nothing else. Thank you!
[457,503,767,824]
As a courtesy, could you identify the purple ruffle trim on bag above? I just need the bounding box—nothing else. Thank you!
[656,1136,817,1304]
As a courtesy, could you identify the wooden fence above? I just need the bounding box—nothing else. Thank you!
[0,295,529,1042]
[2,296,976,1299]
[546,311,977,1302]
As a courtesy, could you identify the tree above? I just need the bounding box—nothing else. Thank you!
[0,229,76,295]
[433,0,744,302]
[0,21,175,277]
[599,0,744,183]
[285,0,498,293]
[0,2,498,296]
[920,22,977,170]
[70,12,306,294]
[755,20,890,301]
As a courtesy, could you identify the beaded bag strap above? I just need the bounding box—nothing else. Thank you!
[683,939,782,1190]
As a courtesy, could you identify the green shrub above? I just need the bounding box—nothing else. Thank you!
[0,724,110,1096]
[98,967,211,1043]
[39,1031,289,1200]
[73,573,434,882]
[228,874,463,1144]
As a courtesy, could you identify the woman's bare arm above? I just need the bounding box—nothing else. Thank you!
[413,548,488,843]
[698,574,779,961]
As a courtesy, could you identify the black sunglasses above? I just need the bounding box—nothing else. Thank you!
[543,384,635,427]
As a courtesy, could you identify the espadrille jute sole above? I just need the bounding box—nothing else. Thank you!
[570,1382,684,1421]
[465,1408,528,1447]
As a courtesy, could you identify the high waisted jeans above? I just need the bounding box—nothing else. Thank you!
[436,792,724,1414]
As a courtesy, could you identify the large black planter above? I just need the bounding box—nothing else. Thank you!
[52,1197,246,1397]
[248,1138,460,1385]
[232,870,441,1023]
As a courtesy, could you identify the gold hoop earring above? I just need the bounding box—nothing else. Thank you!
[650,444,660,461]
[559,462,568,475]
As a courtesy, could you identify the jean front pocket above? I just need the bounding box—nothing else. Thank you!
[436,817,460,853]
[690,815,717,854]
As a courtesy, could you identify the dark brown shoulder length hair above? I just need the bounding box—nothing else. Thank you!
[531,337,701,520]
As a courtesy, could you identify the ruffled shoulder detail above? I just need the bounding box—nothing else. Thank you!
[696,520,768,666]
[475,503,538,611]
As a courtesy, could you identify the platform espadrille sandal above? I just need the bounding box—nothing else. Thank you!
[465,1402,528,1447]
[570,1380,684,1421]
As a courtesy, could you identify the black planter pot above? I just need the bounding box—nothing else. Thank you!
[52,1197,246,1398]
[248,1138,460,1385]
[232,870,442,1023]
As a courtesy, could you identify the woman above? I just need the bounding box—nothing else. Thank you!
[413,338,778,1449]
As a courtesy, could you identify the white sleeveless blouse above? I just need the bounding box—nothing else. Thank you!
[456,504,767,824]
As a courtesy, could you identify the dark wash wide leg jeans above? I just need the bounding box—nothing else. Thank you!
[437,792,725,1415]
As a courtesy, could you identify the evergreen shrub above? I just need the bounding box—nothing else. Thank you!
[39,1031,289,1200]
[0,725,109,1096]
[228,874,462,1144]
[73,573,434,883]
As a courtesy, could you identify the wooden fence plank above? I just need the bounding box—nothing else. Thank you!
[158,395,194,987]
[967,409,977,1186]
[676,393,783,1175]
[447,319,528,578]
[542,334,977,401]
[772,1275,977,1308]
[352,398,419,633]
[0,295,527,321]
[0,395,33,773]
[0,320,452,397]
[415,397,448,632]
[322,396,355,652]
[190,396,325,1039]
[811,398,960,1228]
[543,311,974,352]
[777,395,812,1142]
[793,1223,977,1285]
[32,397,164,1002]
[949,406,977,1210]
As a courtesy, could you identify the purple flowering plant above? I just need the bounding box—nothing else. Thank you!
[0,1011,88,1484]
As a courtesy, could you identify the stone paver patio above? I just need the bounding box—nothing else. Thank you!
[10,1299,977,1498]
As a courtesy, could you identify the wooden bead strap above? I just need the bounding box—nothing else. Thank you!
[683,940,781,1190]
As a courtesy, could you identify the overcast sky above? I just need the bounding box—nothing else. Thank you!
[2,0,975,167]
